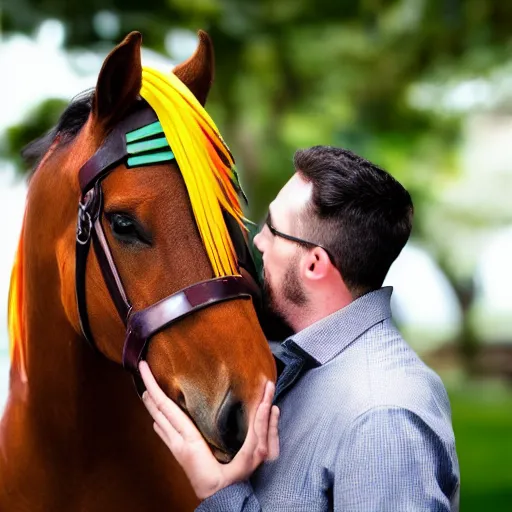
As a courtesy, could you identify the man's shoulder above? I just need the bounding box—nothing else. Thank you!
[310,319,453,435]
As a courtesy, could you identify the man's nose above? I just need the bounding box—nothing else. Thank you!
[253,230,263,251]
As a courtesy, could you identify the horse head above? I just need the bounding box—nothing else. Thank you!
[17,31,276,463]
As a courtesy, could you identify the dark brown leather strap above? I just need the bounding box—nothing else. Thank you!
[91,199,132,323]
[75,107,155,348]
[75,186,102,351]
[79,107,157,195]
[122,276,254,373]
[76,209,96,350]
[75,187,132,346]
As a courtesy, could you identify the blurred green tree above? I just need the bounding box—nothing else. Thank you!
[6,0,512,215]
[0,98,68,172]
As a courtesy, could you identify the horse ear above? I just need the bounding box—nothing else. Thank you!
[93,31,142,131]
[173,30,214,106]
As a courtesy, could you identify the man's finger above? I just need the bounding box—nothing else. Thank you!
[223,381,276,482]
[154,421,183,455]
[252,381,275,455]
[142,391,183,438]
[267,406,280,461]
[139,361,199,439]
[237,380,274,456]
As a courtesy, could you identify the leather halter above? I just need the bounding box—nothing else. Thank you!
[75,106,260,391]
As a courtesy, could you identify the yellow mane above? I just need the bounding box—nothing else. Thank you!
[8,221,27,382]
[141,66,245,277]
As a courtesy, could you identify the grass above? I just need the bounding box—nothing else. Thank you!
[447,379,512,511]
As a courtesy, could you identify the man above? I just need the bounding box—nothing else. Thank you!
[140,146,460,511]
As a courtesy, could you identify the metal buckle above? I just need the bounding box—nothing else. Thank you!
[76,202,93,245]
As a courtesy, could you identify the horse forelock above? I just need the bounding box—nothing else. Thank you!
[8,91,96,378]
[140,67,246,278]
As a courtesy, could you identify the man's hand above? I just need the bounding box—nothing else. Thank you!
[139,361,280,500]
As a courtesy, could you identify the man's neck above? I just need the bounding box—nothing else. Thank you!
[289,291,353,333]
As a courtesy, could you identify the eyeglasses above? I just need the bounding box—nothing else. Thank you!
[264,212,336,266]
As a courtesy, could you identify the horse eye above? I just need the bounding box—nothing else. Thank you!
[108,213,150,245]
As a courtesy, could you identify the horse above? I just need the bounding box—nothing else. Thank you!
[0,31,276,511]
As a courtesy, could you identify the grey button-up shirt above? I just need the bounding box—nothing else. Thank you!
[197,287,460,511]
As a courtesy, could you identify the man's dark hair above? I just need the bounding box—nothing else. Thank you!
[294,145,413,298]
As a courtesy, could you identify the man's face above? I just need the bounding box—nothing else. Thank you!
[253,173,313,328]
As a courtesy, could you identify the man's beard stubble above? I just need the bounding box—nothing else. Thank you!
[261,261,307,338]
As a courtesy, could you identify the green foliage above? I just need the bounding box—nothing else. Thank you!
[0,99,68,175]
[6,1,511,213]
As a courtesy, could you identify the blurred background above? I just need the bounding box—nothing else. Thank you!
[1,0,511,509]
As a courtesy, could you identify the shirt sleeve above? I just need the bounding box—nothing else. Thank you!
[195,481,261,512]
[334,406,459,512]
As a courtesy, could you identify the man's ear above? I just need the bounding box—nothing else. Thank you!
[303,248,331,281]
[92,31,142,134]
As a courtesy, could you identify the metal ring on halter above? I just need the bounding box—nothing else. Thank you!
[76,204,93,246]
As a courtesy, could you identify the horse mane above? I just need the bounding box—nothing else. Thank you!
[140,67,246,277]
[8,221,27,382]
[22,89,94,173]
[7,91,94,379]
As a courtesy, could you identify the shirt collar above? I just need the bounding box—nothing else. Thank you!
[284,286,393,365]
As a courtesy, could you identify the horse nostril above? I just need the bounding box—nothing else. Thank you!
[216,390,247,455]
[176,390,187,410]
